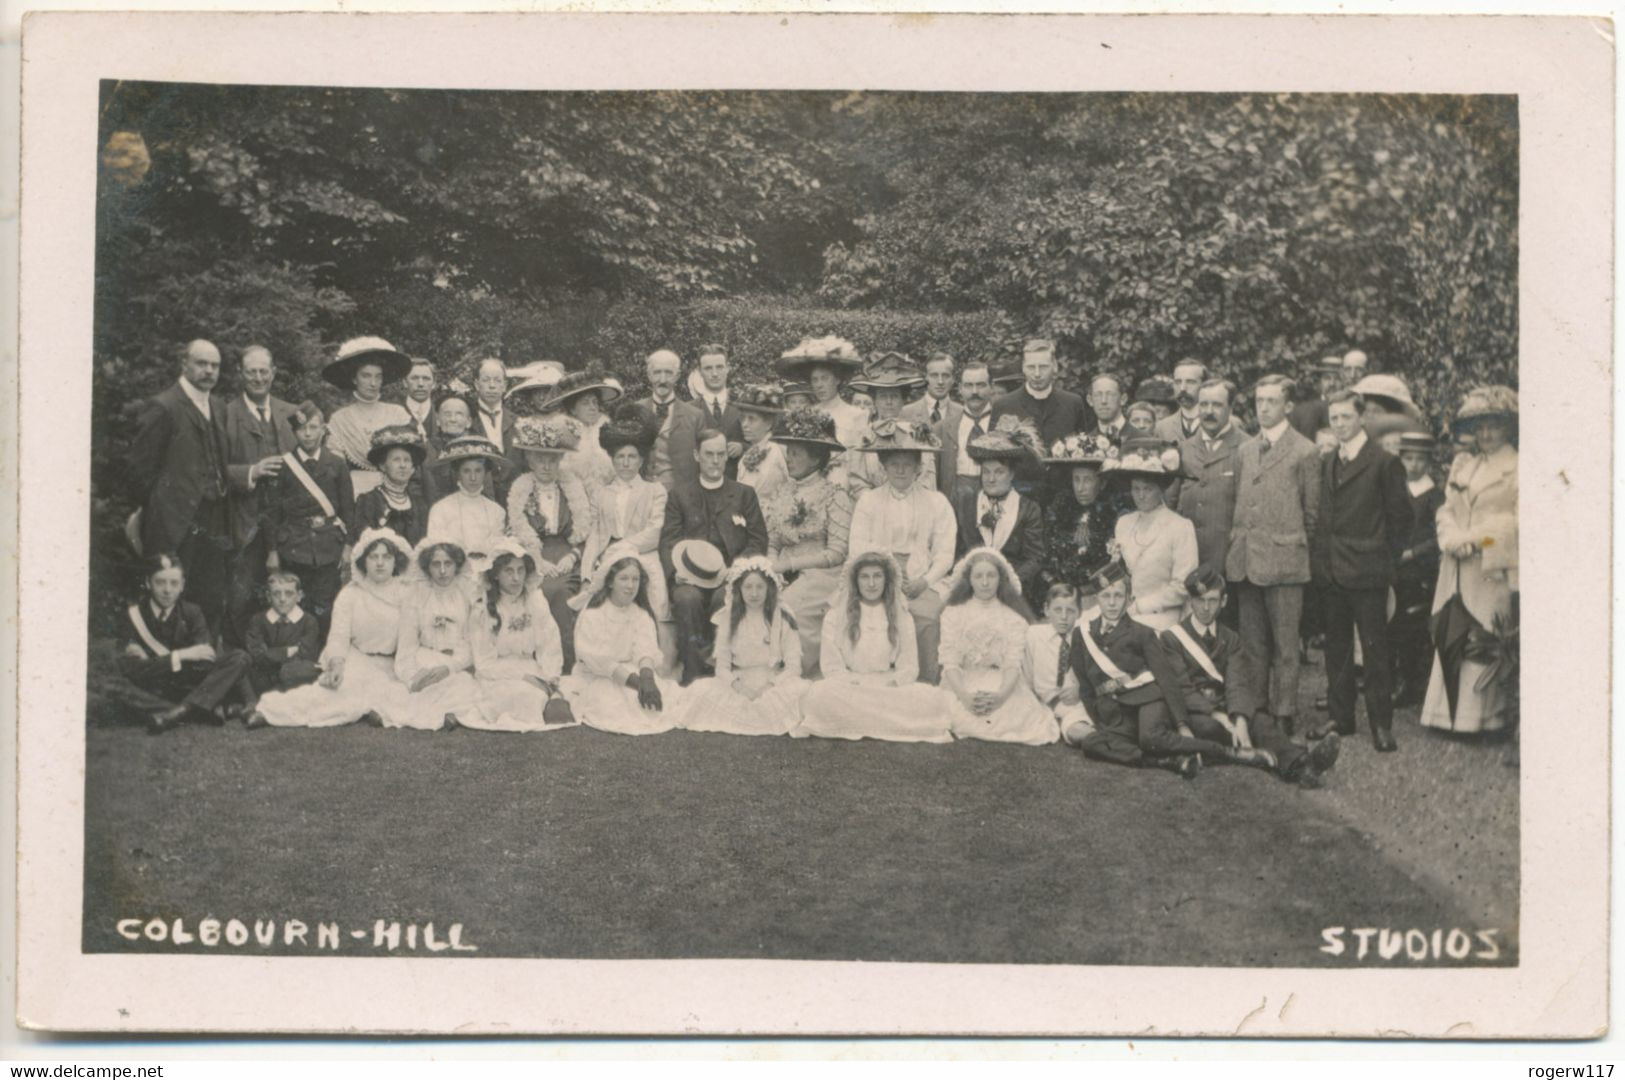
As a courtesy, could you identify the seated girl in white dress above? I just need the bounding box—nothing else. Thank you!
[938,547,1058,745]
[394,538,487,730]
[796,551,952,743]
[561,549,684,735]
[676,556,808,736]
[254,528,416,728]
[466,538,578,732]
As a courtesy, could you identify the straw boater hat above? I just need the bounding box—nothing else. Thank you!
[599,403,658,455]
[848,352,927,396]
[775,335,863,382]
[770,407,846,453]
[1043,431,1119,470]
[1452,385,1518,431]
[1102,435,1183,485]
[322,336,413,389]
[1351,373,1416,412]
[671,539,727,590]
[366,424,427,468]
[438,434,511,472]
[1397,431,1438,455]
[965,414,1041,465]
[1134,376,1179,409]
[510,414,582,456]
[732,383,786,416]
[858,417,942,456]
[1315,355,1347,374]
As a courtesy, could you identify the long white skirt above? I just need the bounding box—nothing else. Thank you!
[944,667,1060,745]
[257,649,413,728]
[795,674,953,743]
[393,668,484,730]
[466,677,581,733]
[676,668,808,736]
[782,568,842,677]
[561,671,684,735]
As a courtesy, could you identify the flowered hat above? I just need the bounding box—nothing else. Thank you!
[1102,435,1182,484]
[966,414,1041,464]
[509,366,623,417]
[437,435,511,471]
[733,383,787,416]
[775,335,863,382]
[858,417,942,455]
[366,423,427,468]
[599,402,657,455]
[1134,375,1179,407]
[1452,385,1518,429]
[771,407,846,453]
[1044,431,1119,470]
[511,414,582,456]
[723,554,785,593]
[352,527,413,572]
[848,352,927,395]
[671,539,727,590]
[322,336,413,389]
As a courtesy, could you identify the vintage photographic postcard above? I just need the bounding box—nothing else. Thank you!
[14,11,1611,1037]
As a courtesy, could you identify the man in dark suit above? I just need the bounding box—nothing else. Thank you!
[1167,377,1246,581]
[1390,430,1446,706]
[690,344,746,480]
[630,349,705,490]
[660,428,769,684]
[1161,569,1341,787]
[221,344,299,646]
[1309,389,1414,751]
[127,339,236,640]
[400,358,439,445]
[1154,359,1207,444]
[1289,355,1344,440]
[899,351,964,498]
[990,340,1089,500]
[953,434,1046,600]
[469,358,523,498]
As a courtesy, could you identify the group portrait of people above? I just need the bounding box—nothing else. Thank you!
[97,330,1519,785]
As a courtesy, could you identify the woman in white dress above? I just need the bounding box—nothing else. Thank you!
[578,406,673,670]
[528,368,621,492]
[1421,385,1520,736]
[321,337,413,497]
[797,552,952,743]
[677,556,807,736]
[505,414,591,670]
[466,538,578,732]
[1105,437,1198,631]
[253,528,415,728]
[393,538,486,730]
[425,436,510,584]
[938,547,1058,745]
[733,384,789,501]
[844,353,936,497]
[562,553,684,735]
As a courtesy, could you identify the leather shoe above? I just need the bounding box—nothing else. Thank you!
[243,710,269,731]
[1372,727,1398,753]
[1307,732,1342,774]
[1175,754,1202,780]
[147,704,189,735]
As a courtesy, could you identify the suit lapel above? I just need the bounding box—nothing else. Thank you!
[1336,439,1378,489]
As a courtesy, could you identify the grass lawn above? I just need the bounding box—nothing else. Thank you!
[82,657,1517,967]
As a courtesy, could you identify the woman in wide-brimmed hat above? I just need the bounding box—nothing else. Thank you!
[426,435,511,585]
[577,404,675,672]
[1421,384,1519,738]
[776,336,869,449]
[1039,433,1121,604]
[761,407,853,677]
[252,527,417,729]
[794,552,954,743]
[511,367,624,490]
[960,415,1045,601]
[323,336,415,497]
[352,424,431,547]
[1102,436,1198,631]
[732,383,790,500]
[847,353,938,496]
[503,414,591,668]
[464,537,578,733]
[674,556,810,737]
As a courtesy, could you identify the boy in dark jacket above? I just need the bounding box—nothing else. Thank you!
[244,571,323,696]
[265,401,355,635]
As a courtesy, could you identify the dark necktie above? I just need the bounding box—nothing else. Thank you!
[1056,633,1070,688]
[1261,434,1273,455]
[969,413,986,440]
[1202,631,1216,654]
[709,397,724,427]
[931,400,942,424]
[655,398,672,422]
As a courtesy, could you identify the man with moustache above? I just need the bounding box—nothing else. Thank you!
[220,344,298,645]
[127,339,238,639]
[945,360,996,504]
[1167,377,1247,584]
[1155,359,1208,443]
[401,358,439,444]
[630,348,704,490]
[467,358,525,495]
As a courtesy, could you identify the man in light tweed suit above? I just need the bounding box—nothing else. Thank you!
[1225,373,1321,737]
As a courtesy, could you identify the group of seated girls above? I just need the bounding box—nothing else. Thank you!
[104,521,1342,786]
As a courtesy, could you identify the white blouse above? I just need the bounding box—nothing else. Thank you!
[323,579,408,664]
[472,589,565,682]
[714,608,801,678]
[395,582,477,682]
[427,490,508,558]
[1115,506,1199,622]
[573,601,661,684]
[821,601,918,684]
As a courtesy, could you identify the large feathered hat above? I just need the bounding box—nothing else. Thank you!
[437,435,511,471]
[965,414,1041,464]
[322,336,413,389]
[509,365,623,417]
[1453,384,1518,427]
[771,407,846,452]
[599,402,658,454]
[366,423,427,468]
[733,382,787,416]
[848,352,927,395]
[775,335,863,382]
[511,414,582,455]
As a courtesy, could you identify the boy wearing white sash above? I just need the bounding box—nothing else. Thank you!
[1161,568,1342,788]
[265,401,356,635]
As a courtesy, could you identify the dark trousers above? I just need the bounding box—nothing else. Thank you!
[1080,696,1229,766]
[284,560,342,638]
[178,524,232,645]
[537,537,581,673]
[249,656,322,695]
[225,530,271,649]
[99,650,254,718]
[1388,578,1433,702]
[1324,582,1394,733]
[671,582,722,685]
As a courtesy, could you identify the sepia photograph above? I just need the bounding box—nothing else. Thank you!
[14,11,1610,1040]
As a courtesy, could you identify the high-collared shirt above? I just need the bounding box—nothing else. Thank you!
[476,401,505,449]
[1407,475,1436,498]
[925,392,950,422]
[266,605,307,625]
[1338,429,1369,463]
[1200,420,1235,453]
[1260,418,1291,447]
[700,388,730,424]
[957,408,992,476]
[179,376,212,420]
[243,393,272,426]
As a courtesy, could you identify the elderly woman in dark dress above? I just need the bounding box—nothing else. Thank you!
[1038,432,1120,609]
[351,424,431,547]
